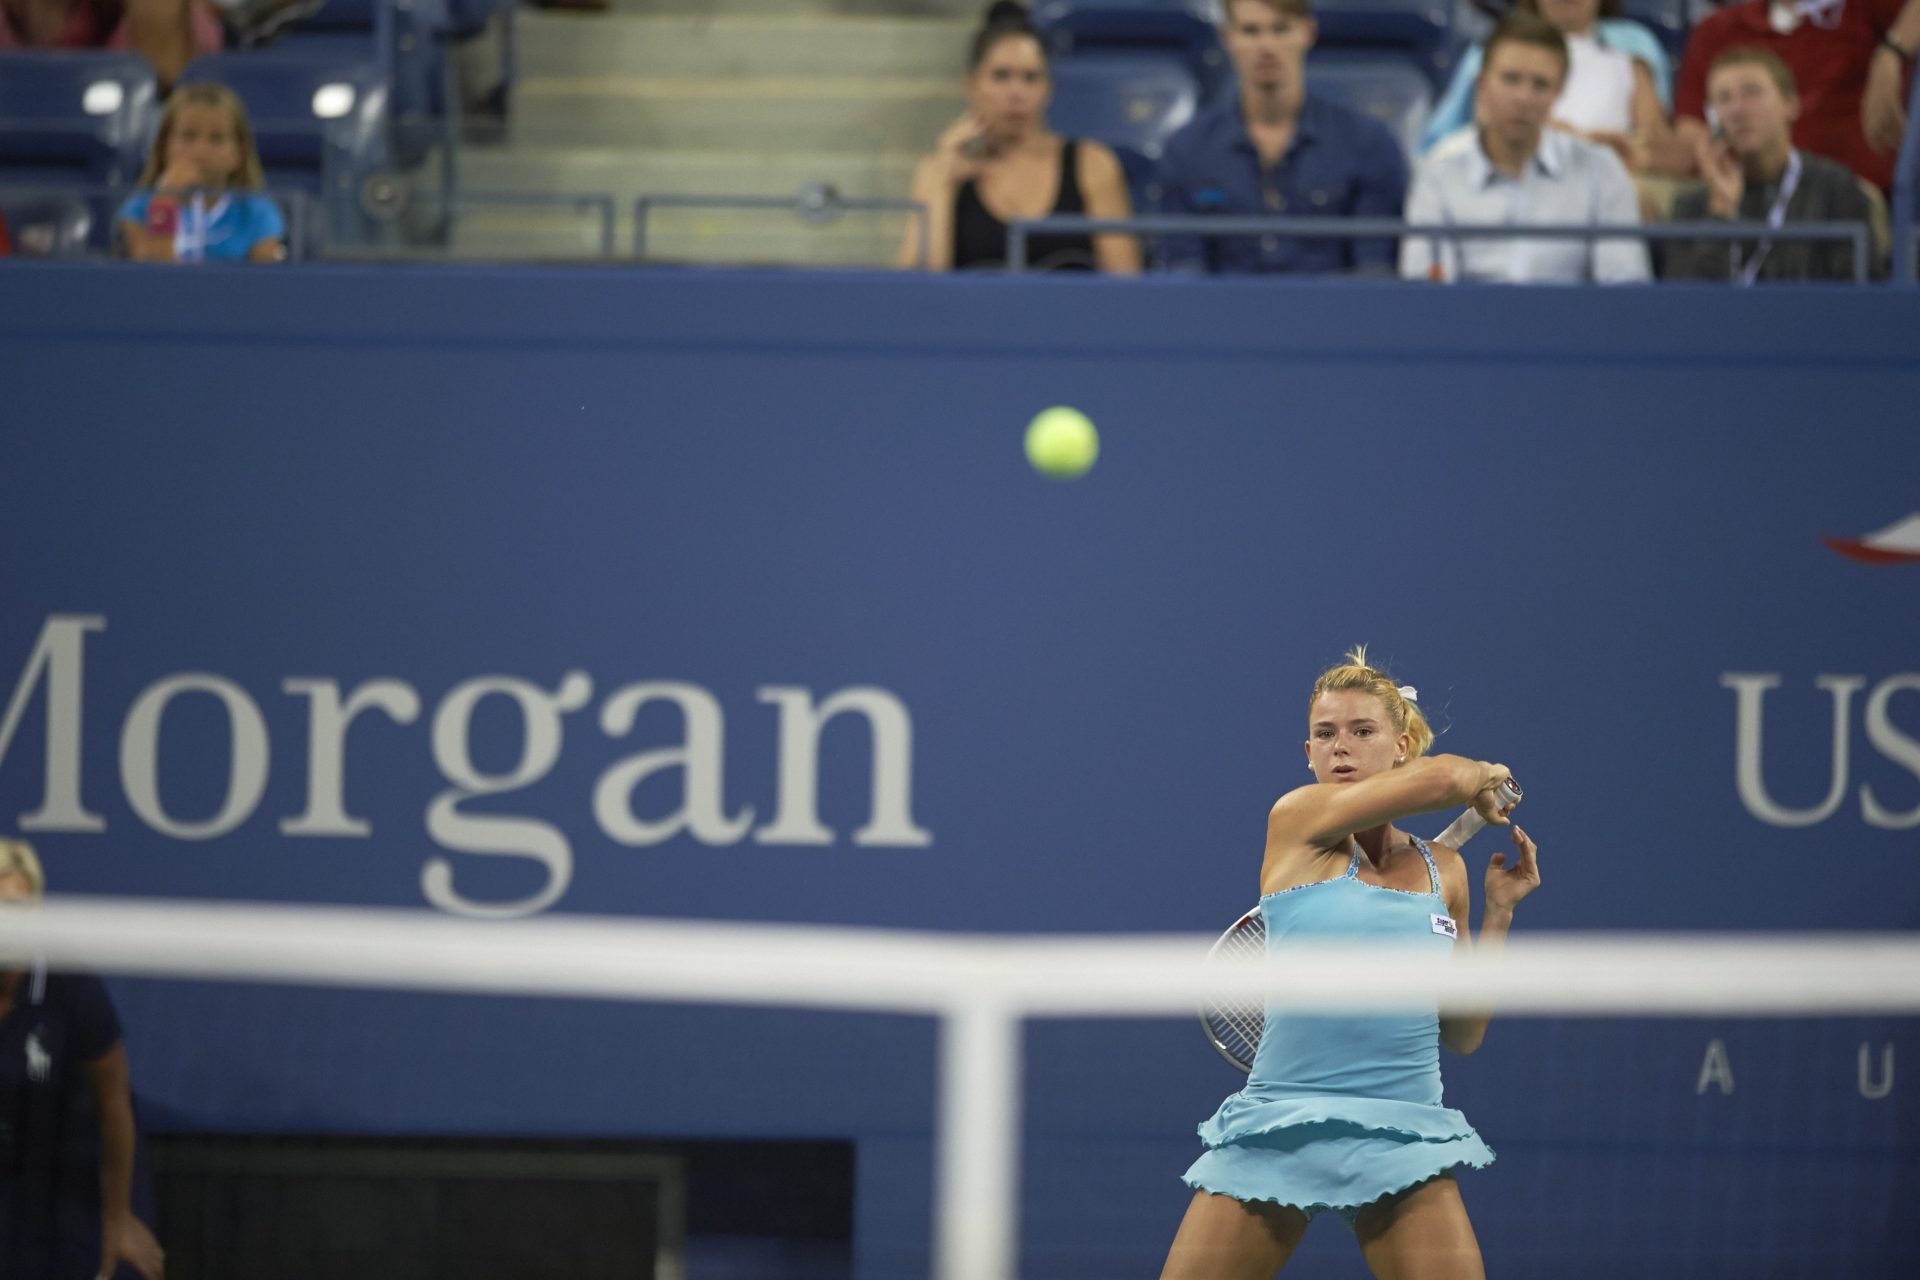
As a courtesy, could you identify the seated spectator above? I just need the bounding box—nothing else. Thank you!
[0,0,222,91]
[119,83,286,264]
[897,1,1140,273]
[0,206,11,257]
[1401,13,1651,282]
[1155,0,1408,275]
[1666,48,1884,280]
[0,839,165,1280]
[1422,0,1674,167]
[1666,0,1917,193]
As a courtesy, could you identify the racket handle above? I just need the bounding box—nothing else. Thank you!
[1432,777,1522,849]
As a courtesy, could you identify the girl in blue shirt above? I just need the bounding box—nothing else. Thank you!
[120,83,286,264]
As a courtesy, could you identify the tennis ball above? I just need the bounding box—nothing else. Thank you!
[1024,407,1100,480]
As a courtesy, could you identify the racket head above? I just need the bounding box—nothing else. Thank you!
[1198,905,1267,1073]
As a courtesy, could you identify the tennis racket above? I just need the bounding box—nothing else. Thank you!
[1198,777,1522,1072]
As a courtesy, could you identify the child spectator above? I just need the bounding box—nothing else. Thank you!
[119,83,287,264]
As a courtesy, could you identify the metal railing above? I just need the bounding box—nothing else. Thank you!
[1007,214,1879,283]
[633,185,928,267]
[0,181,316,261]
[349,189,619,260]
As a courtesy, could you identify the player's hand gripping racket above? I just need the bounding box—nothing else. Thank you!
[1198,777,1522,1072]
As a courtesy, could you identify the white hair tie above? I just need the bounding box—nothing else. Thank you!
[1398,685,1419,704]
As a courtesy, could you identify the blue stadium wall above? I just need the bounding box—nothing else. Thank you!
[2,263,1917,1277]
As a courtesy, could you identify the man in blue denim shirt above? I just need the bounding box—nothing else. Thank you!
[1158,0,1408,274]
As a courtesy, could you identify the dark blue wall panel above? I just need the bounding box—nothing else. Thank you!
[2,263,1916,1277]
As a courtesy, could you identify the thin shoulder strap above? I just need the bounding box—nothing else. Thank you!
[1340,847,1362,879]
[1412,837,1442,895]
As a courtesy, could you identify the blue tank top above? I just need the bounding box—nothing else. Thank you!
[1247,838,1454,1107]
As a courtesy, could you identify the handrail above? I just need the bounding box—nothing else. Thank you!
[1006,214,1874,283]
[413,189,618,260]
[633,187,929,268]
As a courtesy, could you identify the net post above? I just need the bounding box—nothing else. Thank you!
[933,994,1023,1280]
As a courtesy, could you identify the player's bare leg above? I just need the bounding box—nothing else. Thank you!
[1160,1190,1309,1279]
[1354,1173,1486,1280]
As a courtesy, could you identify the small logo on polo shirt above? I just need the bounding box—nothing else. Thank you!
[1430,913,1458,939]
[25,1029,50,1082]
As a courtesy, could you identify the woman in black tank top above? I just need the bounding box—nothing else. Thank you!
[897,2,1141,275]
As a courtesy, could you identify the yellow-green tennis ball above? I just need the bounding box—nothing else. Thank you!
[1024,407,1100,479]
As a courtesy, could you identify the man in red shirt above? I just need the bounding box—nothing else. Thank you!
[1671,0,1918,191]
[0,0,222,89]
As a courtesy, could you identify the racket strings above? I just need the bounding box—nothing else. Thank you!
[1202,919,1270,1068]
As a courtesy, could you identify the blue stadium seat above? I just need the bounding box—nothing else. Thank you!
[1312,0,1455,91]
[0,190,97,257]
[0,52,159,251]
[1036,1,1232,101]
[1047,51,1205,210]
[1618,0,1689,62]
[0,52,157,188]
[274,0,452,166]
[1306,50,1436,166]
[179,52,394,249]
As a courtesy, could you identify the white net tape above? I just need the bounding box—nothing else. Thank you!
[10,897,1920,1280]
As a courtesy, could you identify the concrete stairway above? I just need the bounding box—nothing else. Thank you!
[449,0,979,265]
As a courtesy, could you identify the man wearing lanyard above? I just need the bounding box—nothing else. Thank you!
[1666,47,1883,281]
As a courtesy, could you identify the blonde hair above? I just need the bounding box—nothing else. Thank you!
[138,83,267,191]
[1308,645,1434,762]
[0,838,45,899]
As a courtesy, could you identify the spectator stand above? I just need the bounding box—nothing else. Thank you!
[222,0,518,241]
[0,52,158,254]
[1045,52,1206,212]
[1616,0,1689,64]
[1306,48,1435,164]
[1034,0,1233,101]
[1313,0,1457,92]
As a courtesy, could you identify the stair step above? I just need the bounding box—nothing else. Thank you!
[518,11,971,80]
[511,75,965,151]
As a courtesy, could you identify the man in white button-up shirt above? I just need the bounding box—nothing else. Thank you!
[1399,13,1652,284]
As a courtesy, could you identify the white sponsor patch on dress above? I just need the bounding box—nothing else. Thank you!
[1430,913,1458,939]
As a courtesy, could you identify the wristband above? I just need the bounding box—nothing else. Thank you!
[1880,35,1914,63]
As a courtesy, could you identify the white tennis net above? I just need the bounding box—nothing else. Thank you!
[8,897,1918,1280]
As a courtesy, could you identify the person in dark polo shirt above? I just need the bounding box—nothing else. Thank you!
[1156,0,1409,274]
[1,840,163,1280]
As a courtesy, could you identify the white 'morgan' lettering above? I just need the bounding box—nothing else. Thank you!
[425,672,593,919]
[119,674,270,839]
[594,682,753,846]
[0,615,107,832]
[754,685,931,847]
[280,679,423,836]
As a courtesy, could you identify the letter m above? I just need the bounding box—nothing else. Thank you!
[0,615,107,831]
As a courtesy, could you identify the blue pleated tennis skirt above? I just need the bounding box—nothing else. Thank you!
[1182,1092,1495,1227]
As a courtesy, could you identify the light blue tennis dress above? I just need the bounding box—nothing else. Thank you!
[1184,837,1495,1226]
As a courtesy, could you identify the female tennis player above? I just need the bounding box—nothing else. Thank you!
[1162,648,1541,1279]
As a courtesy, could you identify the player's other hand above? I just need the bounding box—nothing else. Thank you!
[1485,825,1540,914]
[1470,764,1513,826]
[98,1210,165,1280]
